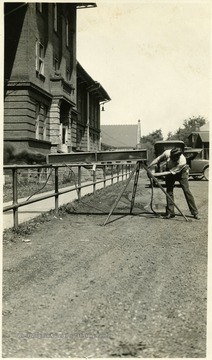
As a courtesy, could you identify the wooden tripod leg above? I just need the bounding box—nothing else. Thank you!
[130,163,140,214]
[141,163,189,221]
[103,163,138,226]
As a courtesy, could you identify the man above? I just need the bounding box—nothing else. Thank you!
[148,147,200,219]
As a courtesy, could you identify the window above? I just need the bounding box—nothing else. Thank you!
[76,128,83,147]
[36,40,45,75]
[53,56,59,73]
[66,18,69,47]
[53,3,58,32]
[36,3,43,12]
[66,66,70,81]
[62,126,66,144]
[43,106,48,140]
[60,124,68,145]
[35,103,40,139]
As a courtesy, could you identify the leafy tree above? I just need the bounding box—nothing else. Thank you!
[140,129,163,146]
[166,116,206,145]
[140,129,163,161]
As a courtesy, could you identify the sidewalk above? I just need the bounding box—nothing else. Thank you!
[3,177,118,230]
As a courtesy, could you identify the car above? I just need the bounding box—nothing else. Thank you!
[184,148,209,181]
[154,140,185,158]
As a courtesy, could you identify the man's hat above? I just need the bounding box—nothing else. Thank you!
[170,148,182,157]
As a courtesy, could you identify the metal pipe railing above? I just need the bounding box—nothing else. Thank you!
[3,163,133,229]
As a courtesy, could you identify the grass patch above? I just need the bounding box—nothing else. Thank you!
[3,182,123,244]
[3,210,58,243]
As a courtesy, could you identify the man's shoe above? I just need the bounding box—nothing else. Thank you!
[163,214,175,219]
[193,214,200,220]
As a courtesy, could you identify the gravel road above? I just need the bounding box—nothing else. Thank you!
[2,172,208,358]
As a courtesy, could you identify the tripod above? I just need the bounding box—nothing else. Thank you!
[103,161,189,225]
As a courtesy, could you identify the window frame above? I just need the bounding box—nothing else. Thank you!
[35,103,40,140]
[53,3,58,32]
[66,65,70,81]
[36,40,45,76]
[36,3,43,13]
[66,17,69,47]
[53,55,59,73]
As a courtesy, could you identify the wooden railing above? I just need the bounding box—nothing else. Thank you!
[3,163,133,229]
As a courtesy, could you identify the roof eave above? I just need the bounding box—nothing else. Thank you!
[77,61,111,102]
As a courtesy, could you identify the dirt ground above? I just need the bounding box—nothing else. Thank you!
[2,171,208,358]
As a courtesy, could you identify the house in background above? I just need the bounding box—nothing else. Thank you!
[4,2,110,156]
[187,122,210,159]
[100,120,141,150]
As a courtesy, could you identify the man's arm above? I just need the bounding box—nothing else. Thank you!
[149,151,168,168]
[153,170,171,177]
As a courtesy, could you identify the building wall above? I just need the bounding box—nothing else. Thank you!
[4,3,77,153]
[4,3,109,156]
[4,86,52,139]
[5,4,28,82]
[76,78,101,151]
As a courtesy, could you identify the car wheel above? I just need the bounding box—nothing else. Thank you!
[192,175,204,180]
[203,166,209,181]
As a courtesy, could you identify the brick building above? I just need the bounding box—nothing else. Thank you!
[4,2,110,155]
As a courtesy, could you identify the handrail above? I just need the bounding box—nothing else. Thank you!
[3,163,133,229]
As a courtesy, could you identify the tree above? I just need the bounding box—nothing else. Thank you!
[166,116,207,145]
[140,129,163,161]
[140,129,163,146]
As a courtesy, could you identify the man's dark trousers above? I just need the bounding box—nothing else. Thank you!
[165,167,198,216]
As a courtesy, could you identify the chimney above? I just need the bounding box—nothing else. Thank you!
[137,119,141,145]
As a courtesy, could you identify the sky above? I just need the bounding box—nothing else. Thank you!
[77,0,211,139]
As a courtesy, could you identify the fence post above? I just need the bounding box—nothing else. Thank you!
[93,165,96,193]
[12,167,18,229]
[111,165,114,184]
[117,164,120,182]
[122,164,124,181]
[129,164,132,176]
[55,167,59,213]
[126,165,129,177]
[103,165,106,187]
[78,166,82,199]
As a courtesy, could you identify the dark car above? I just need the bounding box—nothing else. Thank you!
[154,140,185,157]
[184,148,209,181]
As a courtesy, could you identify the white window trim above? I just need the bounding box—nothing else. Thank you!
[53,56,59,72]
[35,103,40,140]
[36,40,45,76]
[37,3,43,12]
[66,66,70,81]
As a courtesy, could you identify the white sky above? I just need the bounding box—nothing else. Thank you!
[77,0,211,138]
